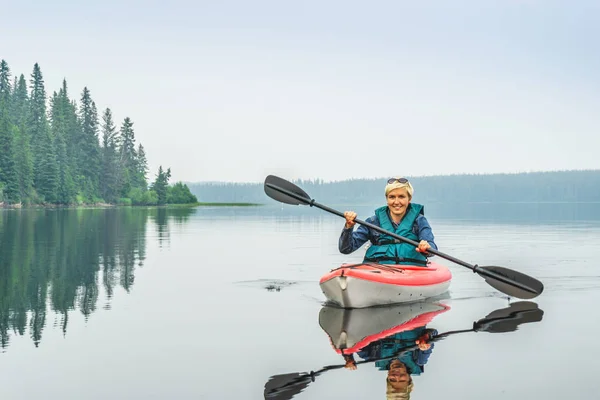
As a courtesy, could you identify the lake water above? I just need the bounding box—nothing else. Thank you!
[1,204,600,399]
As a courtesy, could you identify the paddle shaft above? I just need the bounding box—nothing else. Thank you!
[266,182,537,294]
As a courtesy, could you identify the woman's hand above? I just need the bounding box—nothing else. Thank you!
[344,360,357,370]
[344,211,357,229]
[343,354,357,370]
[415,334,432,351]
[416,340,431,351]
[416,240,431,254]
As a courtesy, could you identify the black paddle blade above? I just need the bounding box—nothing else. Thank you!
[263,372,312,400]
[473,301,544,333]
[477,266,544,299]
[264,175,312,206]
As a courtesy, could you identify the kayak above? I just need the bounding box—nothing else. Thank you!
[319,301,450,354]
[319,261,452,308]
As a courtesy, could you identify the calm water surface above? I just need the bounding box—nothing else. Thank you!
[1,205,599,399]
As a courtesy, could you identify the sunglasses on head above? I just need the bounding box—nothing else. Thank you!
[387,177,409,184]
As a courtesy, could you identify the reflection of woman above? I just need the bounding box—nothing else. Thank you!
[343,326,438,399]
[386,360,413,399]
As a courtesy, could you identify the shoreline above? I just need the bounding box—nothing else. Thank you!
[0,202,264,209]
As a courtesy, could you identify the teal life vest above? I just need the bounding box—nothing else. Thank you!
[363,203,428,266]
[370,327,432,374]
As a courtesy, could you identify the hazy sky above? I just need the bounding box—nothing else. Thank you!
[1,1,598,183]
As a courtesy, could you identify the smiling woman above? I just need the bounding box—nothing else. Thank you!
[339,176,437,266]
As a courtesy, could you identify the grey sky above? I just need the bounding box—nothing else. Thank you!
[1,1,598,183]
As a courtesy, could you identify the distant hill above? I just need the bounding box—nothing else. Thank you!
[186,170,600,205]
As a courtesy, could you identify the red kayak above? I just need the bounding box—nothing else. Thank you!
[319,262,452,308]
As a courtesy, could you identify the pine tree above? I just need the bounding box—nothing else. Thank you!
[0,60,19,202]
[13,126,34,202]
[78,87,101,199]
[0,110,19,203]
[28,63,47,147]
[100,108,119,202]
[11,74,29,127]
[118,117,137,196]
[35,129,59,203]
[28,64,58,202]
[10,74,33,201]
[50,89,76,203]
[151,166,171,205]
[64,95,81,189]
[0,60,10,100]
[135,143,148,190]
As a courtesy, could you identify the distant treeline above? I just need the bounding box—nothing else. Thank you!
[0,59,196,206]
[187,170,600,205]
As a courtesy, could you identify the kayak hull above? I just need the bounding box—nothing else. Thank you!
[319,262,452,309]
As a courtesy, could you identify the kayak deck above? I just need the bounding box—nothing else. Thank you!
[319,262,452,308]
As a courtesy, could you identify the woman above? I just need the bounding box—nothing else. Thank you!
[339,177,437,266]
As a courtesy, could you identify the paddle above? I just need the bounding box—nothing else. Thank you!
[264,175,544,299]
[263,301,544,400]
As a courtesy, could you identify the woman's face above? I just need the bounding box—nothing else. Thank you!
[386,188,411,220]
[387,360,410,390]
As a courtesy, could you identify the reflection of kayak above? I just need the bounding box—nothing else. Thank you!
[319,301,450,355]
[319,262,452,308]
[264,301,543,400]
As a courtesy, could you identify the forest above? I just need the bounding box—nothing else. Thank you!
[0,59,197,206]
[187,169,600,205]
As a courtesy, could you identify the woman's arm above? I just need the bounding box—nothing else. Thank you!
[415,215,438,253]
[339,216,377,254]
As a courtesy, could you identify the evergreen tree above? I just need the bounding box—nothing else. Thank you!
[0,109,19,203]
[100,108,119,202]
[50,89,76,203]
[151,166,171,205]
[0,60,19,202]
[28,63,58,201]
[118,117,137,196]
[65,95,81,189]
[11,74,33,201]
[13,126,34,202]
[36,129,59,203]
[11,74,29,127]
[135,143,148,190]
[0,60,10,100]
[78,87,101,199]
[28,63,47,147]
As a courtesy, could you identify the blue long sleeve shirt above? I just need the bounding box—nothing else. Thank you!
[338,208,438,255]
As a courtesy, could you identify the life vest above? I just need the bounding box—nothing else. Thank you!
[363,203,428,266]
[358,327,434,375]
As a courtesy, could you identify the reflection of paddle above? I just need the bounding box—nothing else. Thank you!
[263,301,544,400]
[264,175,544,300]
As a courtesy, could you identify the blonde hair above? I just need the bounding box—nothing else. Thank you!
[384,178,414,198]
[386,379,414,399]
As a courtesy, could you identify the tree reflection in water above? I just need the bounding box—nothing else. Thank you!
[0,207,194,350]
